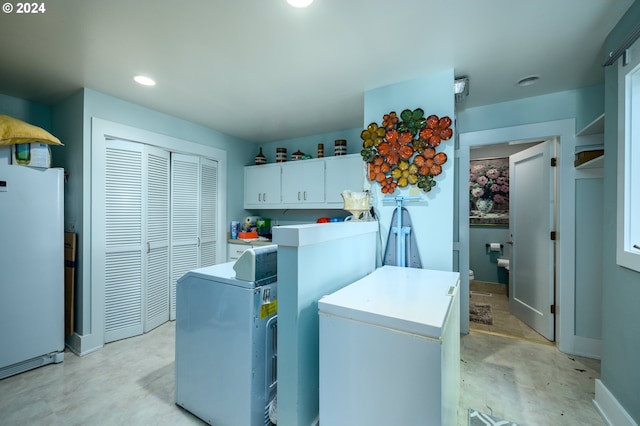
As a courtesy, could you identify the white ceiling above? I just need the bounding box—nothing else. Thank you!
[0,0,633,143]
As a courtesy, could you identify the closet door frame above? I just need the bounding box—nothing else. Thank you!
[91,118,227,350]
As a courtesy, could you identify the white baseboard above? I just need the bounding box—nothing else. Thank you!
[572,335,602,360]
[65,332,103,356]
[593,379,638,426]
[559,334,601,360]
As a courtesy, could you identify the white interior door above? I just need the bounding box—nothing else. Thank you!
[509,140,555,341]
[103,139,144,343]
[200,158,219,267]
[170,153,200,320]
[144,146,170,332]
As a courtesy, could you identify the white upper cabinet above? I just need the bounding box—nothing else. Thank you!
[325,155,365,204]
[244,163,282,207]
[282,159,325,204]
[244,154,364,209]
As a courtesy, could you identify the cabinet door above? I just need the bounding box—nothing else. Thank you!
[325,155,365,204]
[282,160,325,204]
[245,164,282,207]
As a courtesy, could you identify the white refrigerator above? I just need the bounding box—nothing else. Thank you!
[0,165,65,379]
[318,265,460,426]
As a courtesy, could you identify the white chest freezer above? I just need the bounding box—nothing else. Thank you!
[318,265,460,426]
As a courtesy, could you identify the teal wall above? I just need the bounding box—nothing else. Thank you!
[469,226,510,284]
[51,91,85,332]
[574,177,603,340]
[0,93,52,131]
[365,70,456,271]
[457,89,578,134]
[257,127,362,164]
[0,93,58,162]
[601,0,640,421]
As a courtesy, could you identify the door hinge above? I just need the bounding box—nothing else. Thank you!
[550,231,557,241]
[550,157,557,167]
[550,304,556,314]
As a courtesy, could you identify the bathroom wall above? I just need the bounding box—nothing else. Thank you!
[468,143,537,285]
[469,226,510,284]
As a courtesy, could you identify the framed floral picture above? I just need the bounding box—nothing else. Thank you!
[469,157,510,226]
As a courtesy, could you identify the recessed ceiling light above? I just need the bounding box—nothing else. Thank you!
[287,0,313,7]
[517,75,540,87]
[134,75,156,86]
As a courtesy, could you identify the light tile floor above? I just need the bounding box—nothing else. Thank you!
[469,280,552,345]
[463,281,603,425]
[0,320,604,425]
[458,332,603,425]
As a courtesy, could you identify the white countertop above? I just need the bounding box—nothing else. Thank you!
[318,265,460,339]
[273,221,378,247]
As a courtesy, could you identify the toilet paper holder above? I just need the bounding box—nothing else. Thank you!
[485,243,504,251]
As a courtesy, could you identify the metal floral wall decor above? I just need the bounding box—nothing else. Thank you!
[360,108,453,194]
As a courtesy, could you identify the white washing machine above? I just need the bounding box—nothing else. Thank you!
[175,246,278,426]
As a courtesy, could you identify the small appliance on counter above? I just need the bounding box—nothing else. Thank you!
[256,217,272,239]
[244,215,260,231]
[341,190,372,221]
[175,244,278,426]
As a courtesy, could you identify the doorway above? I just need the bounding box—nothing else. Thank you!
[467,140,553,343]
[458,119,583,355]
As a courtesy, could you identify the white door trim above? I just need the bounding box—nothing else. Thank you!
[459,119,579,355]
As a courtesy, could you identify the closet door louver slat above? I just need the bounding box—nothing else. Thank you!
[104,144,144,343]
[170,154,200,320]
[200,158,218,267]
[145,148,170,332]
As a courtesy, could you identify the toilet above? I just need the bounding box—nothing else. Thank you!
[469,269,475,281]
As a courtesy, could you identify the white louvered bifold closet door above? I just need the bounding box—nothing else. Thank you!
[169,154,220,319]
[144,146,170,332]
[170,154,200,320]
[200,158,218,267]
[104,140,144,343]
[103,141,171,342]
